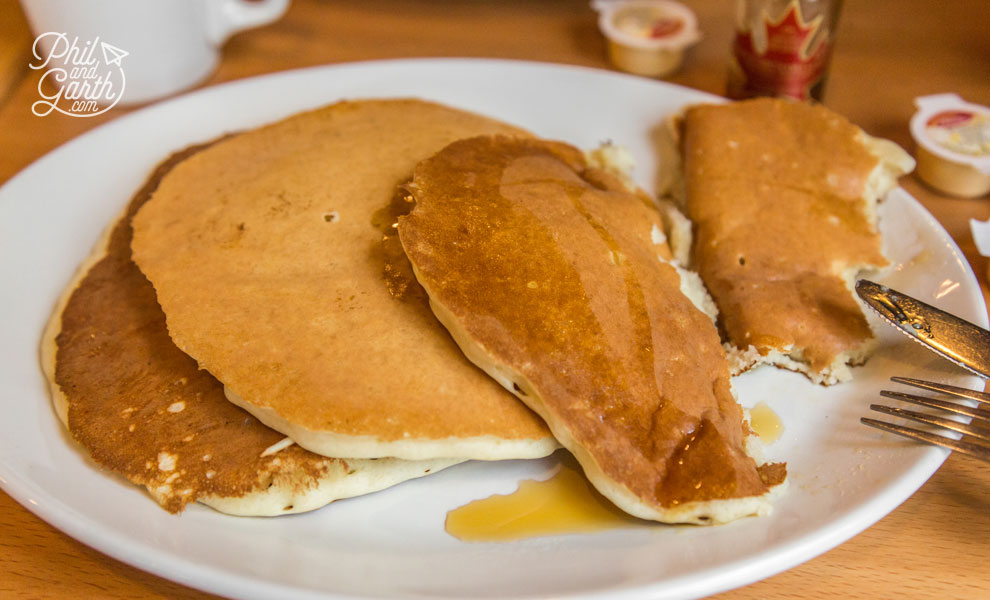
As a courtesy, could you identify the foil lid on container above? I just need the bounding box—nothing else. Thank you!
[911,93,990,198]
[593,0,701,78]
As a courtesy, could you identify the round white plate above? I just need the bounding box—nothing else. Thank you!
[0,59,984,600]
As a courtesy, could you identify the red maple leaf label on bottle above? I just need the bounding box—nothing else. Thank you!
[729,2,832,101]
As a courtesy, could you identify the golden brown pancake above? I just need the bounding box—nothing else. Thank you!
[41,145,460,515]
[130,100,556,461]
[664,98,914,385]
[399,135,784,525]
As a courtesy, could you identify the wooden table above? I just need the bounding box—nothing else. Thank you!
[2,1,988,598]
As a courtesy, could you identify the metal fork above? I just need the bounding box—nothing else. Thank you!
[862,376,990,463]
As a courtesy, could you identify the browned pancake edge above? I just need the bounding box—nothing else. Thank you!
[42,144,459,515]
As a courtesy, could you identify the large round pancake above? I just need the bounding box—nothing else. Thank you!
[131,100,555,461]
[41,145,461,515]
[399,136,785,524]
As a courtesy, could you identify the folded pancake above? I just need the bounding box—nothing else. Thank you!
[130,100,556,461]
[658,98,915,385]
[398,135,785,525]
[42,145,459,515]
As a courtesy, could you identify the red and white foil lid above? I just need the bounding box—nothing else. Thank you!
[912,94,990,175]
[592,0,701,49]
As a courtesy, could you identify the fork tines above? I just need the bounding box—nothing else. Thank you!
[862,377,990,463]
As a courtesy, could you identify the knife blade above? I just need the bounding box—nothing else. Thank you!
[855,279,990,380]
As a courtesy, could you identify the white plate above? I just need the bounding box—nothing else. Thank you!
[0,59,985,600]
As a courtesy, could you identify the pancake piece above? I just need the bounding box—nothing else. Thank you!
[660,98,914,385]
[42,146,460,515]
[399,136,785,525]
[131,100,555,461]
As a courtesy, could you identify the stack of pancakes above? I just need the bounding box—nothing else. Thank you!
[44,100,556,515]
[44,96,909,525]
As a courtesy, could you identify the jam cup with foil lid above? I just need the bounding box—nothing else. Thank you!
[910,93,990,198]
[593,0,701,78]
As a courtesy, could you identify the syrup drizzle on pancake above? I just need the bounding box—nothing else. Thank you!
[374,187,428,304]
[400,136,784,523]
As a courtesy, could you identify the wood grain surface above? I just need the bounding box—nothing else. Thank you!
[0,0,30,105]
[1,1,988,598]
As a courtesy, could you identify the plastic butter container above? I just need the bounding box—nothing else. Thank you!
[593,0,701,78]
[910,94,990,198]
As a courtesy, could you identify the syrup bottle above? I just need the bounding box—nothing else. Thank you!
[727,0,843,101]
